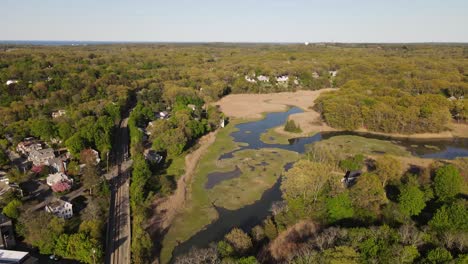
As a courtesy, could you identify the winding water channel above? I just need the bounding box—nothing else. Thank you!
[171,107,468,259]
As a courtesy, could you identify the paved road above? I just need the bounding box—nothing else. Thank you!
[105,118,132,264]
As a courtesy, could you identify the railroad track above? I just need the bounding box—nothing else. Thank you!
[106,117,131,264]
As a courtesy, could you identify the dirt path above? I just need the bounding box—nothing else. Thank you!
[146,131,219,259]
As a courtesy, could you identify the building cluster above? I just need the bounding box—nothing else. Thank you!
[244,74,300,85]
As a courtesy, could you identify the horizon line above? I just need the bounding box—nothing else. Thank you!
[1,40,468,46]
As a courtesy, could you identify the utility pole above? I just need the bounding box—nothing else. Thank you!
[107,152,109,173]
[92,248,96,264]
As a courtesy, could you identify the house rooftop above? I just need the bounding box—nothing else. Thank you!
[0,249,28,262]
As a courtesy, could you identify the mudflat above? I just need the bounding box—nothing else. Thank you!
[216,89,337,137]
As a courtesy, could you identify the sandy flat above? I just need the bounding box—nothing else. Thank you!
[216,89,337,136]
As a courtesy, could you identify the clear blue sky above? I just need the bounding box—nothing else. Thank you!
[2,0,468,42]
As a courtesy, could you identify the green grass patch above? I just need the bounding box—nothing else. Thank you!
[313,135,411,156]
[259,127,291,145]
[159,121,299,263]
[166,154,186,180]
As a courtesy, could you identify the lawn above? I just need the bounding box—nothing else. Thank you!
[159,120,299,263]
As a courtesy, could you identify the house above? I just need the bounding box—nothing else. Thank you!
[0,182,10,197]
[5,80,18,86]
[51,110,66,119]
[0,214,16,249]
[187,104,196,111]
[158,111,170,119]
[0,171,8,185]
[16,138,43,155]
[244,75,257,83]
[257,75,270,82]
[0,249,38,264]
[312,72,320,79]
[80,148,100,164]
[341,170,362,187]
[329,70,338,77]
[46,172,72,187]
[47,158,67,173]
[305,42,309,46]
[45,198,73,219]
[144,150,163,164]
[276,75,289,83]
[28,148,55,166]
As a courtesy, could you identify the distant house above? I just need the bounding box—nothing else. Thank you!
[0,171,8,185]
[51,109,66,119]
[80,148,100,164]
[220,119,225,128]
[187,104,197,111]
[47,158,67,173]
[0,249,38,264]
[0,183,10,197]
[45,198,73,219]
[144,150,163,164]
[329,70,338,77]
[312,72,320,79]
[244,75,257,83]
[46,172,72,187]
[16,138,43,156]
[158,111,170,120]
[276,75,289,83]
[0,214,16,249]
[5,80,18,86]
[257,75,270,82]
[28,148,55,166]
[341,170,362,187]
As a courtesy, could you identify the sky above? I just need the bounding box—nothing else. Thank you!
[1,0,468,43]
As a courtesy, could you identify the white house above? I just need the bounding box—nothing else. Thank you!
[187,104,196,111]
[276,75,289,83]
[46,172,72,187]
[28,148,55,166]
[257,75,270,82]
[16,138,43,155]
[329,70,338,77]
[5,80,18,86]
[45,199,73,219]
[244,75,257,83]
[0,249,38,264]
[158,111,170,119]
[51,110,66,119]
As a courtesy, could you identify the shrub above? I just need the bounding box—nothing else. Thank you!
[284,119,302,133]
[225,228,253,254]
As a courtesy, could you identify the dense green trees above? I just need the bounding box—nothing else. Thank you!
[433,164,462,201]
[316,89,454,134]
[18,211,65,254]
[398,184,426,217]
[2,199,22,219]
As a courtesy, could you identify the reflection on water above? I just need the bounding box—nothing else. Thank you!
[170,107,468,260]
